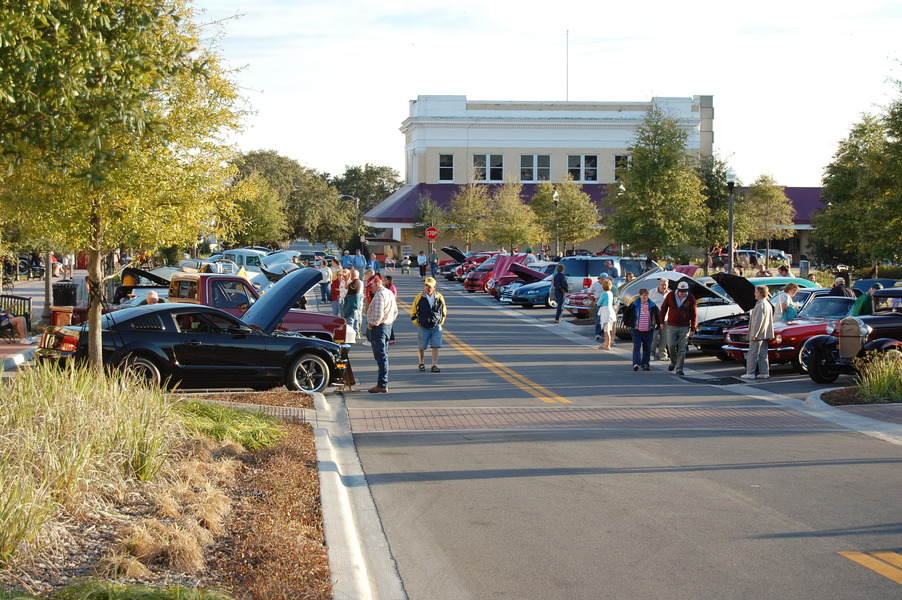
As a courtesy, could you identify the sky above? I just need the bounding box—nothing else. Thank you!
[194,0,902,188]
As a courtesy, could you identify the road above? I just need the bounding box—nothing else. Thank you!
[344,272,902,599]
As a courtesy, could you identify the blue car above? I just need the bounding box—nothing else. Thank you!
[509,277,556,308]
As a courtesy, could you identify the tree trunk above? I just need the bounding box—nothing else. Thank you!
[87,202,105,373]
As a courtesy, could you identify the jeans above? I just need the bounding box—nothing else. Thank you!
[631,329,654,367]
[430,262,438,277]
[553,290,565,321]
[332,300,341,316]
[666,325,691,374]
[746,339,770,376]
[345,312,360,338]
[652,325,668,359]
[320,282,331,303]
[367,323,392,388]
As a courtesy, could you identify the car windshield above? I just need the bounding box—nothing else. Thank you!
[797,296,854,319]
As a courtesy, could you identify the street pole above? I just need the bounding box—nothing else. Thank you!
[552,190,560,258]
[726,170,736,273]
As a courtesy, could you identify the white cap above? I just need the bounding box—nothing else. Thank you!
[677,281,689,290]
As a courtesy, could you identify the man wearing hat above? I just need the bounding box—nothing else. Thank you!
[410,277,447,372]
[340,250,353,270]
[852,282,882,316]
[365,276,398,393]
[828,276,855,298]
[658,280,698,376]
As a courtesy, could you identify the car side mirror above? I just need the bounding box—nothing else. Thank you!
[228,326,253,336]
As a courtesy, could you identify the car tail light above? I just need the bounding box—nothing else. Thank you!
[45,331,79,352]
[582,278,592,290]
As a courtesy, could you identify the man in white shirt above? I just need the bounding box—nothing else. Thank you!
[365,276,398,393]
[587,274,605,341]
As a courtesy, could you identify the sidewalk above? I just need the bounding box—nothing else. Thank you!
[1,270,87,372]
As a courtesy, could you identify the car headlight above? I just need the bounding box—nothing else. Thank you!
[773,334,782,344]
[826,323,836,335]
[860,323,873,336]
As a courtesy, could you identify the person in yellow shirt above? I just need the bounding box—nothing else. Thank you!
[409,277,447,372]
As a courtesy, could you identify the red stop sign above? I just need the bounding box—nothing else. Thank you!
[425,227,439,240]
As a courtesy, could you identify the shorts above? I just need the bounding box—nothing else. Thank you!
[417,326,443,350]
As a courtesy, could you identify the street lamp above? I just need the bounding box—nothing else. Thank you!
[726,169,736,273]
[552,189,560,258]
[338,194,360,251]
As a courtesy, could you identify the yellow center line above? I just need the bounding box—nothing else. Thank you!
[838,552,902,585]
[398,299,571,404]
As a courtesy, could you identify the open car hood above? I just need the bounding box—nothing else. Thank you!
[241,267,321,334]
[509,261,553,284]
[441,245,468,263]
[121,266,171,286]
[711,273,757,312]
[260,262,300,283]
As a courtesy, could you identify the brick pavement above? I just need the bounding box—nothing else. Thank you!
[349,405,847,433]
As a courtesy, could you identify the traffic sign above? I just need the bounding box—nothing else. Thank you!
[425,227,439,241]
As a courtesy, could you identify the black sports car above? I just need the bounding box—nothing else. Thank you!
[36,269,350,393]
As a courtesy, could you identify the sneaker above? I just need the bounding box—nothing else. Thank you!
[758,374,770,379]
[595,335,602,341]
[739,373,756,380]
[641,365,650,371]
[667,363,675,372]
[633,365,639,371]
[675,371,684,376]
[23,337,36,345]
[368,386,388,393]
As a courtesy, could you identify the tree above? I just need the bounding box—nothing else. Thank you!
[695,153,753,271]
[0,2,243,369]
[741,174,796,267]
[484,182,542,252]
[226,173,286,247]
[530,179,599,256]
[813,112,900,272]
[446,183,490,251]
[411,193,447,240]
[605,104,707,260]
[329,163,403,248]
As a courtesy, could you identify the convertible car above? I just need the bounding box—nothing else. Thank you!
[35,269,351,393]
[803,288,902,383]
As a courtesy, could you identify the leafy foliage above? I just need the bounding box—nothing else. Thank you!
[741,174,796,262]
[530,180,599,255]
[412,193,447,239]
[484,182,542,252]
[446,183,490,251]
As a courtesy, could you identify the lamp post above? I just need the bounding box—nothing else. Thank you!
[338,194,360,251]
[552,189,560,258]
[726,170,736,273]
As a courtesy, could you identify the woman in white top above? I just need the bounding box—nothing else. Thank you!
[595,279,617,350]
[773,282,799,322]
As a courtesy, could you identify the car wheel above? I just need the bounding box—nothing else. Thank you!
[805,346,839,383]
[286,353,329,393]
[545,295,557,309]
[121,355,163,388]
[791,345,810,374]
[715,353,733,361]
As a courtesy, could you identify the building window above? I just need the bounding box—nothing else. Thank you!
[614,155,630,181]
[473,154,503,182]
[520,154,550,182]
[568,155,598,182]
[439,154,454,181]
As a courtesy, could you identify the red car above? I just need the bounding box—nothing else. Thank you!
[464,254,528,293]
[723,295,857,373]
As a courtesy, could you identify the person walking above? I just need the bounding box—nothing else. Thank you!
[384,275,398,344]
[330,268,346,317]
[595,278,617,350]
[621,288,660,371]
[587,274,604,340]
[410,276,446,372]
[774,282,799,322]
[367,253,381,276]
[366,276,398,393]
[417,251,428,279]
[852,282,882,316]
[551,264,568,324]
[659,280,698,376]
[428,248,440,278]
[828,276,856,298]
[342,269,362,343]
[352,249,367,272]
[340,250,353,269]
[317,260,333,304]
[741,284,774,380]
[648,278,670,361]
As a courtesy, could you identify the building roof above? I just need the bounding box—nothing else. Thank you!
[364,184,823,228]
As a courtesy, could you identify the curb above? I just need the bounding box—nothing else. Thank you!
[800,387,902,446]
[2,347,36,373]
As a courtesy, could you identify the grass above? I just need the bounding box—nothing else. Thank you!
[0,580,234,599]
[854,350,902,403]
[174,401,283,451]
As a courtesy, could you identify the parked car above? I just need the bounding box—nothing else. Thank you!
[221,248,266,272]
[851,278,899,292]
[439,246,469,280]
[722,294,858,373]
[465,254,531,293]
[803,288,902,383]
[691,285,831,359]
[509,276,557,309]
[496,261,557,302]
[35,269,351,393]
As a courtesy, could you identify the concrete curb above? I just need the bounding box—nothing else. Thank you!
[801,387,902,446]
[2,347,36,373]
[314,392,407,600]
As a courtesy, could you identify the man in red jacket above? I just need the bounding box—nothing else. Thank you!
[658,280,698,376]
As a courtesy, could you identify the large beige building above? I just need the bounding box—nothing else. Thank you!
[364,94,817,261]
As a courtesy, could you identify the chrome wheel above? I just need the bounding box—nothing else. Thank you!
[286,354,329,393]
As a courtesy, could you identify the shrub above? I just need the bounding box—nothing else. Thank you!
[854,350,902,403]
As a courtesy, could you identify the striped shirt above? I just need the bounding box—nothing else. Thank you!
[637,301,652,331]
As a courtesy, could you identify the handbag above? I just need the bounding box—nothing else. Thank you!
[783,304,798,321]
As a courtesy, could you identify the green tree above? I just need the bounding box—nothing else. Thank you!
[484,182,542,253]
[0,2,243,368]
[605,104,707,259]
[446,183,490,251]
[813,112,900,272]
[742,174,796,267]
[412,193,447,240]
[330,163,403,248]
[530,180,599,256]
[226,173,286,247]
[695,153,753,271]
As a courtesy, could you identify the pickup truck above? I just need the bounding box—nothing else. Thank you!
[167,273,347,343]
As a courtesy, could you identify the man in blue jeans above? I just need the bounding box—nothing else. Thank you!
[365,276,398,393]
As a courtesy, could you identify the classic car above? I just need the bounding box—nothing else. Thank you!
[438,246,469,280]
[497,261,558,302]
[465,254,532,293]
[722,294,858,373]
[35,268,351,393]
[690,274,824,358]
[803,288,902,383]
[453,251,497,281]
[509,276,556,309]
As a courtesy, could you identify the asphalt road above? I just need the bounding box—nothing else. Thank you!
[345,273,902,599]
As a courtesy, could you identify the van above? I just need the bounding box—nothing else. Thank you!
[558,256,656,291]
[221,249,265,272]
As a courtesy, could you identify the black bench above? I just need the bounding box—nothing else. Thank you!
[0,294,32,342]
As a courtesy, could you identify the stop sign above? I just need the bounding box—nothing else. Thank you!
[425,227,439,241]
